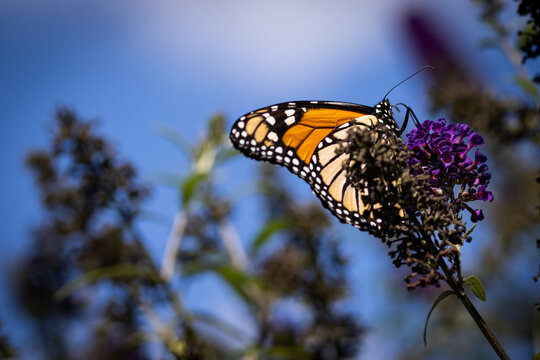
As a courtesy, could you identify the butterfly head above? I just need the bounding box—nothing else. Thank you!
[374,99,399,134]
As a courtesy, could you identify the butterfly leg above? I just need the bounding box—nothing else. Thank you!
[399,106,422,134]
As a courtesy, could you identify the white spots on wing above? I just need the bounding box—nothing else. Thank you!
[267,131,278,142]
[230,101,394,234]
[285,116,295,126]
[266,116,276,125]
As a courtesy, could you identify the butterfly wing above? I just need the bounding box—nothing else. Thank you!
[230,100,397,232]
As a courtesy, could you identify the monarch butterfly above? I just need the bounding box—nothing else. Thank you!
[228,69,432,232]
[230,96,418,231]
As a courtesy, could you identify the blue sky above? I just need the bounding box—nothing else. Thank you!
[0,0,520,358]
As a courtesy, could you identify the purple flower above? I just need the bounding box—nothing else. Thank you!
[470,209,484,222]
[469,133,484,146]
[406,119,493,223]
[474,149,487,164]
[477,184,494,202]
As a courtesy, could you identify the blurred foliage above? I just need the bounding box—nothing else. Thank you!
[255,165,364,358]
[516,0,540,78]
[409,0,539,144]
[19,108,154,360]
[3,1,538,359]
[10,106,364,359]
[399,1,540,359]
[0,320,17,359]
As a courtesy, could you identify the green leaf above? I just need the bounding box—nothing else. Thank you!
[464,223,477,237]
[514,75,540,98]
[250,218,288,256]
[215,145,240,164]
[181,171,209,207]
[190,311,247,340]
[151,172,183,188]
[155,125,192,158]
[208,114,226,146]
[464,275,486,302]
[215,264,256,302]
[181,262,263,306]
[55,264,158,300]
[533,351,540,360]
[424,290,455,345]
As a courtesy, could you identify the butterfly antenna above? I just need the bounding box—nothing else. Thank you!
[393,102,424,134]
[383,65,435,100]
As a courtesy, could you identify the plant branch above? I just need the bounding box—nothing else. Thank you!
[422,231,509,359]
[409,214,509,359]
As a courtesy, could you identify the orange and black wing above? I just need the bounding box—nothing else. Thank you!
[229,99,398,231]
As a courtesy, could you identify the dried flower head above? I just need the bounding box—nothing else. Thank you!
[341,118,492,289]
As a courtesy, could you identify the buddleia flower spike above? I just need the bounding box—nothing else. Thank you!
[342,117,509,359]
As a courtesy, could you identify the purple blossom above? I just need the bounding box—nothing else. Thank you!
[406,119,493,223]
[471,209,484,222]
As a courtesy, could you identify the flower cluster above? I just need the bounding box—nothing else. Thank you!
[341,124,460,288]
[406,119,493,222]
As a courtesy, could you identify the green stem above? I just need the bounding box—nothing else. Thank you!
[436,255,510,360]
[422,235,509,359]
[408,215,509,359]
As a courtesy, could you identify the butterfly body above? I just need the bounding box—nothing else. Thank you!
[230,99,400,231]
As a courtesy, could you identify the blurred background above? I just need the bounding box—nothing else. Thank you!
[1,0,539,359]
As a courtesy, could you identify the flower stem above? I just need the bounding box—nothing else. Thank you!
[438,257,510,360]
[411,216,510,359]
[422,235,510,359]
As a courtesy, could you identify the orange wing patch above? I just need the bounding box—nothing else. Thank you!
[245,116,264,136]
[283,109,366,165]
[300,109,365,127]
